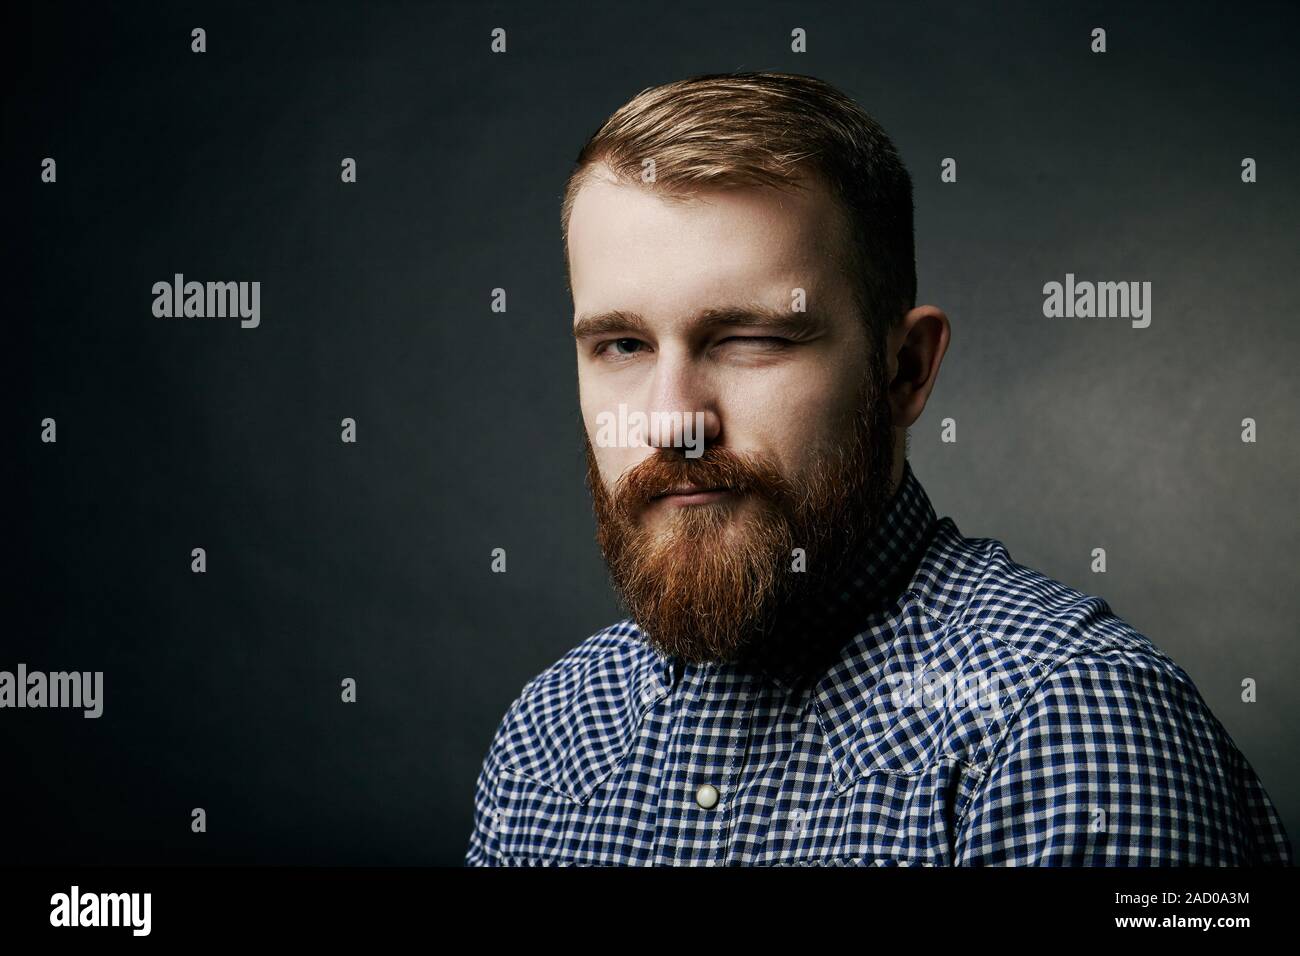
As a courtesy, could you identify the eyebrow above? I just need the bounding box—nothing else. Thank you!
[572,305,825,342]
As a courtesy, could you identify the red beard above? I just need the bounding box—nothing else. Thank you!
[585,361,896,665]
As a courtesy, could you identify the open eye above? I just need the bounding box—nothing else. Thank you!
[595,337,648,359]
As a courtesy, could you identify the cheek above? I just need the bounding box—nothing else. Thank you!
[582,405,647,492]
[598,448,641,491]
[724,362,865,468]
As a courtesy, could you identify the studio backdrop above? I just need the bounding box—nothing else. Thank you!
[8,0,1297,864]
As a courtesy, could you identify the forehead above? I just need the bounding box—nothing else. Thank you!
[567,166,854,322]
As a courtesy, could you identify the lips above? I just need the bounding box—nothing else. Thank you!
[652,484,728,500]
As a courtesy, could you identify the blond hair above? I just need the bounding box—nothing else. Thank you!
[561,71,916,338]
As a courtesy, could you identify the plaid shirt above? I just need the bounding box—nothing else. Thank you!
[466,461,1292,865]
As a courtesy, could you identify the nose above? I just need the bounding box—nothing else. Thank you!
[644,350,721,454]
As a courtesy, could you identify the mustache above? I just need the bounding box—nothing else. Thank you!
[612,446,792,518]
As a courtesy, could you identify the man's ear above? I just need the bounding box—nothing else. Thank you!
[886,305,950,428]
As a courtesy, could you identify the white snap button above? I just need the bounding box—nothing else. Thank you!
[695,783,719,809]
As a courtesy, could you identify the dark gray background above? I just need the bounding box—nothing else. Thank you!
[8,0,1297,864]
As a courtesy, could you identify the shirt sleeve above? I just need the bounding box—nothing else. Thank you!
[464,744,503,866]
[952,650,1293,865]
[465,699,522,867]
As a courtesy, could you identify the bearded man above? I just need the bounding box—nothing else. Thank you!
[465,71,1291,866]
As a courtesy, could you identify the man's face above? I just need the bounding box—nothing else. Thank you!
[568,164,896,664]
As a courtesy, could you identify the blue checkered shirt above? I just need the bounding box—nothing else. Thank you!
[466,461,1292,865]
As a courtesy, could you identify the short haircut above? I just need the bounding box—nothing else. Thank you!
[561,71,916,342]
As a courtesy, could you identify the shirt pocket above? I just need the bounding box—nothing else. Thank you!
[494,766,662,865]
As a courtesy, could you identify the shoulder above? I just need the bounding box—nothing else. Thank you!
[911,517,1227,745]
[892,518,1231,776]
[909,520,1290,862]
[844,518,1185,778]
[483,619,662,803]
[955,646,1291,863]
[911,517,1169,671]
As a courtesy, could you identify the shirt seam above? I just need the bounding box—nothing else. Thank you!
[948,644,1172,829]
